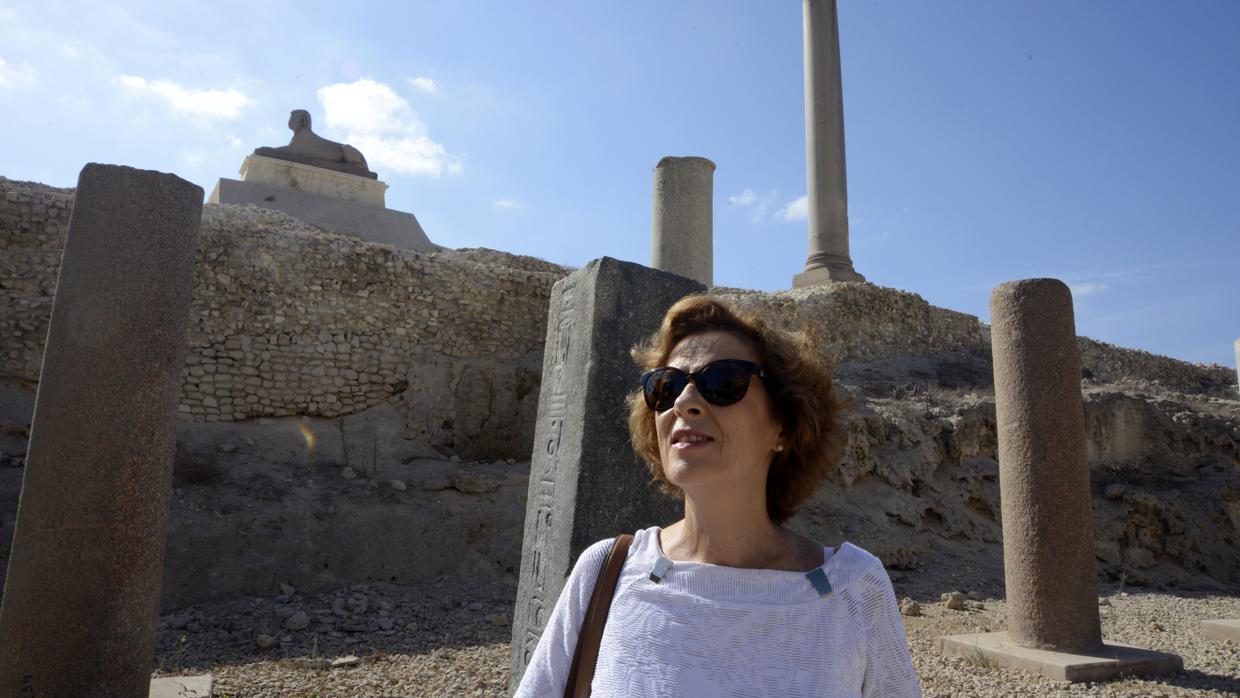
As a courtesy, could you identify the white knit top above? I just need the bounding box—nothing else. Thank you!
[515,526,921,697]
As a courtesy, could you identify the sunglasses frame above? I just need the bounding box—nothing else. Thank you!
[640,358,771,412]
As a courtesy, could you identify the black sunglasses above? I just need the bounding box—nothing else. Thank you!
[640,359,771,412]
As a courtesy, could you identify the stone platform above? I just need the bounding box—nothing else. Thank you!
[242,154,386,206]
[940,631,1182,682]
[1201,618,1240,642]
[150,674,212,697]
[208,177,435,252]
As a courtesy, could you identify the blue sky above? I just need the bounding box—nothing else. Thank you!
[2,1,1237,367]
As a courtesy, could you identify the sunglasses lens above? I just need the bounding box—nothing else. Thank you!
[696,361,751,405]
[643,368,686,411]
[642,360,761,411]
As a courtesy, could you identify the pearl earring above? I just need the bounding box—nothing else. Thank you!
[774,444,784,452]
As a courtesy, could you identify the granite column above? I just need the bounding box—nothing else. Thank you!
[990,278,1101,652]
[0,164,203,696]
[651,156,715,286]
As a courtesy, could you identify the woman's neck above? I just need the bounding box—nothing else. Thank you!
[661,493,800,570]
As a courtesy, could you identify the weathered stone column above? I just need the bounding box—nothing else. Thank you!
[0,164,203,696]
[651,156,715,286]
[943,278,1181,680]
[990,278,1101,652]
[507,258,701,694]
[793,0,864,287]
[1234,338,1239,398]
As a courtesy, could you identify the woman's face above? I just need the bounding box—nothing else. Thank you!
[654,330,784,497]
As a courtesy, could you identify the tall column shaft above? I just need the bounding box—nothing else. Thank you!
[1234,338,1239,398]
[651,156,715,286]
[0,164,203,695]
[990,278,1102,653]
[794,0,864,286]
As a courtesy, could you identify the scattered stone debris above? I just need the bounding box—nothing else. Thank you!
[330,655,360,668]
[451,472,499,494]
[899,598,921,617]
[941,591,966,611]
[285,611,310,631]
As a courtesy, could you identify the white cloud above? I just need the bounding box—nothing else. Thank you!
[0,57,36,90]
[493,197,524,209]
[409,76,439,94]
[727,188,757,207]
[316,78,461,177]
[727,188,778,223]
[775,195,809,222]
[112,74,253,120]
[1068,282,1107,298]
[225,133,244,149]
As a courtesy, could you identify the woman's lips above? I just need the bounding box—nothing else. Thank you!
[670,429,714,450]
[672,439,713,450]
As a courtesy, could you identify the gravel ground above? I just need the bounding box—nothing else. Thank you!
[152,577,1239,697]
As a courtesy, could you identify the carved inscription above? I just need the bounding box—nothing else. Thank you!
[521,276,579,662]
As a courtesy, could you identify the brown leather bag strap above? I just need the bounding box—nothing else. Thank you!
[564,533,634,698]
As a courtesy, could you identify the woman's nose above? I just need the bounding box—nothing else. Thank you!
[673,380,706,416]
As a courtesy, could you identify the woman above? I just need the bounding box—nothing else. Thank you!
[516,295,920,697]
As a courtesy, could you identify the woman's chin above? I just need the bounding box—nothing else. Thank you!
[664,455,717,487]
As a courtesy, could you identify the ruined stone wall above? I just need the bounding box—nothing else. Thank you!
[1077,336,1236,396]
[714,283,985,364]
[1,177,566,458]
[3,176,1233,458]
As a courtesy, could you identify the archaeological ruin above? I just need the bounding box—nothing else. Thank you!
[1,1,1237,694]
[1,170,1238,694]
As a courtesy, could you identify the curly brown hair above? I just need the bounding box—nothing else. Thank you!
[627,295,851,524]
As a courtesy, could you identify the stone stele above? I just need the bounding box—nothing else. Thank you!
[0,163,203,696]
[940,278,1181,682]
[209,108,436,252]
[650,156,715,286]
[507,257,703,694]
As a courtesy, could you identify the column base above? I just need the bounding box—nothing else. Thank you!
[939,631,1182,683]
[1201,619,1240,642]
[150,674,213,697]
[792,264,865,287]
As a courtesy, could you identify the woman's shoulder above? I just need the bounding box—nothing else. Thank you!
[574,527,659,571]
[824,541,891,592]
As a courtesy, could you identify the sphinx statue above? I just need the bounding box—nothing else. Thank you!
[253,109,378,179]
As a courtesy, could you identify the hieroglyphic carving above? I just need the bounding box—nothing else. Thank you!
[508,258,706,694]
[517,275,579,666]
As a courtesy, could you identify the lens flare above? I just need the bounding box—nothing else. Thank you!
[297,419,317,454]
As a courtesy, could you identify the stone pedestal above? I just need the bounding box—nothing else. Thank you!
[0,164,202,696]
[240,154,387,207]
[1201,618,1240,643]
[940,278,1181,682]
[208,155,436,252]
[507,258,702,694]
[939,632,1183,683]
[650,156,715,286]
[209,179,434,252]
[794,0,864,287]
[149,674,213,697]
